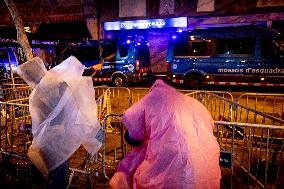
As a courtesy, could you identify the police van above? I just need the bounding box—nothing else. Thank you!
[61,37,152,87]
[166,26,284,88]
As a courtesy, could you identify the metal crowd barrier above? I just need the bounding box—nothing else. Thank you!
[215,121,283,189]
[67,114,129,188]
[237,93,284,121]
[1,77,26,86]
[0,87,116,188]
[130,87,149,104]
[94,86,132,114]
[0,86,32,103]
[0,102,31,157]
[130,88,234,104]
[186,91,283,188]
[186,91,284,126]
[68,89,284,188]
[101,114,129,179]
[67,88,126,188]
[91,112,284,189]
[1,85,283,188]
[2,83,30,88]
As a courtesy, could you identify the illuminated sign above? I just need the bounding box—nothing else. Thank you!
[31,40,58,45]
[45,14,84,23]
[0,38,18,43]
[104,17,187,31]
[0,38,59,46]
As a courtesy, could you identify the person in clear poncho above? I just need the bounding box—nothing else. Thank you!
[17,56,102,188]
[110,79,221,189]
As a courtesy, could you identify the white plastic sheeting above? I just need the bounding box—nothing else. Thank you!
[17,56,101,177]
[110,80,221,189]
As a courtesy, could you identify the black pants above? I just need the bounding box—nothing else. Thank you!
[46,161,69,189]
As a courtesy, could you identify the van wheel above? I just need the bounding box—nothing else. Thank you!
[113,75,126,87]
[185,75,203,89]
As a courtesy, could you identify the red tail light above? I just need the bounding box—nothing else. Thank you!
[166,61,170,71]
[136,60,140,72]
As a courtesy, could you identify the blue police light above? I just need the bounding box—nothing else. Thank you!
[172,35,177,39]
[126,40,131,44]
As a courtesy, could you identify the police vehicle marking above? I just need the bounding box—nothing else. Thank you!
[128,64,134,71]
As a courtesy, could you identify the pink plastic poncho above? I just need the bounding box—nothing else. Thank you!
[17,56,102,177]
[110,80,221,189]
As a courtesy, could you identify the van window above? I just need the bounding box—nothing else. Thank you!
[76,46,100,62]
[0,50,7,60]
[173,41,189,56]
[216,38,255,56]
[262,38,284,59]
[137,45,150,60]
[119,44,129,57]
[191,41,210,56]
[103,41,116,61]
[61,46,75,60]
[173,38,212,56]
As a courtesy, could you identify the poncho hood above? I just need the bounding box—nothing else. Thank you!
[17,57,47,88]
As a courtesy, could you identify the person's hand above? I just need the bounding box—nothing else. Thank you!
[109,172,130,189]
[92,63,103,71]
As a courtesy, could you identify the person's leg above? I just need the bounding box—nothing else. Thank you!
[46,161,69,189]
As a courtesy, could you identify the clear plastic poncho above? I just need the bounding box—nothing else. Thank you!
[110,80,221,189]
[17,56,102,177]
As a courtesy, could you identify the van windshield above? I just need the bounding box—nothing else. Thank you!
[61,44,101,63]
[76,45,100,62]
[118,44,129,58]
[103,41,116,61]
[137,45,150,60]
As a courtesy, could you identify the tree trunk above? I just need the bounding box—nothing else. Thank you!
[4,0,33,61]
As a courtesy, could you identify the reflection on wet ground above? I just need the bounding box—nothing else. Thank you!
[0,154,45,188]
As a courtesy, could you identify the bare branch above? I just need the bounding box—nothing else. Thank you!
[4,0,33,61]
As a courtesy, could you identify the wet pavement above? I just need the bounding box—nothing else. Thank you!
[0,154,45,188]
[1,152,283,188]
[0,153,111,189]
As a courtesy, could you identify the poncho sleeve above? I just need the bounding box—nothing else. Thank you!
[110,145,146,189]
[122,100,146,141]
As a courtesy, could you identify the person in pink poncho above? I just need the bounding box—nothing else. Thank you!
[110,79,221,189]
